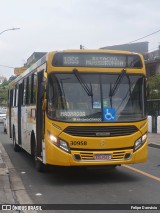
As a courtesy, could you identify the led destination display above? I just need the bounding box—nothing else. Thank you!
[52,52,142,68]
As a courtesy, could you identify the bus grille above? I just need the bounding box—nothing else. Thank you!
[112,151,125,159]
[74,151,128,161]
[80,152,94,160]
[64,126,138,137]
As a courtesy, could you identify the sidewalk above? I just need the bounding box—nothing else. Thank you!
[0,142,37,213]
[0,143,16,207]
[0,142,20,212]
[148,133,160,148]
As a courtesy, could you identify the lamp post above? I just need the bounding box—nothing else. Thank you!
[0,27,20,36]
[0,28,20,79]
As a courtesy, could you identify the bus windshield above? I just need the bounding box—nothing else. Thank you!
[47,72,146,122]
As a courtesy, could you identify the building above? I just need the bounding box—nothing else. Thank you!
[14,52,47,76]
[14,67,27,76]
[0,76,7,85]
[24,52,47,67]
[100,41,148,55]
[145,47,160,77]
[100,41,160,77]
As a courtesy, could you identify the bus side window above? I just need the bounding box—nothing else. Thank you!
[28,75,32,105]
[26,77,29,105]
[10,90,13,107]
[32,73,37,105]
[23,78,27,105]
[16,85,18,107]
[14,86,17,107]
[12,89,15,107]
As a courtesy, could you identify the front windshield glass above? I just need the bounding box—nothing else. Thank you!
[47,72,146,122]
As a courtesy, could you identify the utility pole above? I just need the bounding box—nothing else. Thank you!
[80,45,84,49]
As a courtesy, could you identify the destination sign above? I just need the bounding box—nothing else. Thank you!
[52,53,142,68]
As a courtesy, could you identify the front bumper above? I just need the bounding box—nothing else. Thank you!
[45,139,148,166]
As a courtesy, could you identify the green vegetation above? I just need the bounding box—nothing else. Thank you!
[0,75,16,106]
[147,74,160,99]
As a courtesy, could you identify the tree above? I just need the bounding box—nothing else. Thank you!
[147,74,160,99]
[0,75,17,106]
[8,75,16,83]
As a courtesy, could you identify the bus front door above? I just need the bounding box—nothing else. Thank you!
[36,70,45,159]
[18,83,23,145]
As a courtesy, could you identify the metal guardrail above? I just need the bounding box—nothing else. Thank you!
[147,99,160,133]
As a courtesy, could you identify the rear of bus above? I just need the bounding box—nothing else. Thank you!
[44,50,148,167]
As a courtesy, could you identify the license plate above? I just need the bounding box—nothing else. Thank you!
[94,154,111,160]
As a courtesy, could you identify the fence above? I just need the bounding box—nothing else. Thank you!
[147,99,160,133]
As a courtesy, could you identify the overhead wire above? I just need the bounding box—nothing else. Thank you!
[129,29,160,44]
[0,65,15,68]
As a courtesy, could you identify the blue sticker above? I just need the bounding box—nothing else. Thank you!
[103,108,116,121]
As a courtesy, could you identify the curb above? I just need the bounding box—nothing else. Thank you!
[148,143,160,149]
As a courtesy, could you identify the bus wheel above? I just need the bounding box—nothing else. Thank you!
[13,129,20,152]
[110,164,121,169]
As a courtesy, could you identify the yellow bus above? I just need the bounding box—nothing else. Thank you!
[7,49,148,171]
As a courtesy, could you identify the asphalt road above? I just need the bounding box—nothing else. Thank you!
[0,124,160,213]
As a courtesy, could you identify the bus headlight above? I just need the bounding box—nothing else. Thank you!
[47,131,70,153]
[59,139,70,153]
[134,133,147,151]
[49,134,58,144]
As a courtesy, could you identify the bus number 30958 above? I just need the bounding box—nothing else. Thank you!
[70,141,87,146]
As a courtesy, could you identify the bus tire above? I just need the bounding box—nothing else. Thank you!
[110,164,121,168]
[13,128,20,152]
[31,132,36,157]
[4,128,6,133]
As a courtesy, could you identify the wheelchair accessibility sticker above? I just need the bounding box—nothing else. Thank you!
[103,108,116,121]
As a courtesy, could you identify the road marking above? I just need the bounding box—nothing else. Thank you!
[35,193,42,196]
[123,165,160,182]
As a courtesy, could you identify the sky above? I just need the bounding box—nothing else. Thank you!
[0,0,160,78]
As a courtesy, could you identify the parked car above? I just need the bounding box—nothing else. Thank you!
[0,109,7,133]
[3,117,7,133]
[0,110,6,123]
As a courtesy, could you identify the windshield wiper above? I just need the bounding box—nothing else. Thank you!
[109,69,133,110]
[73,68,93,96]
[109,69,126,107]
[110,69,126,97]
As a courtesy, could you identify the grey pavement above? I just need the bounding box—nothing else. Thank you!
[0,132,159,212]
[0,142,19,212]
[0,143,16,204]
[148,133,160,148]
[0,141,37,213]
